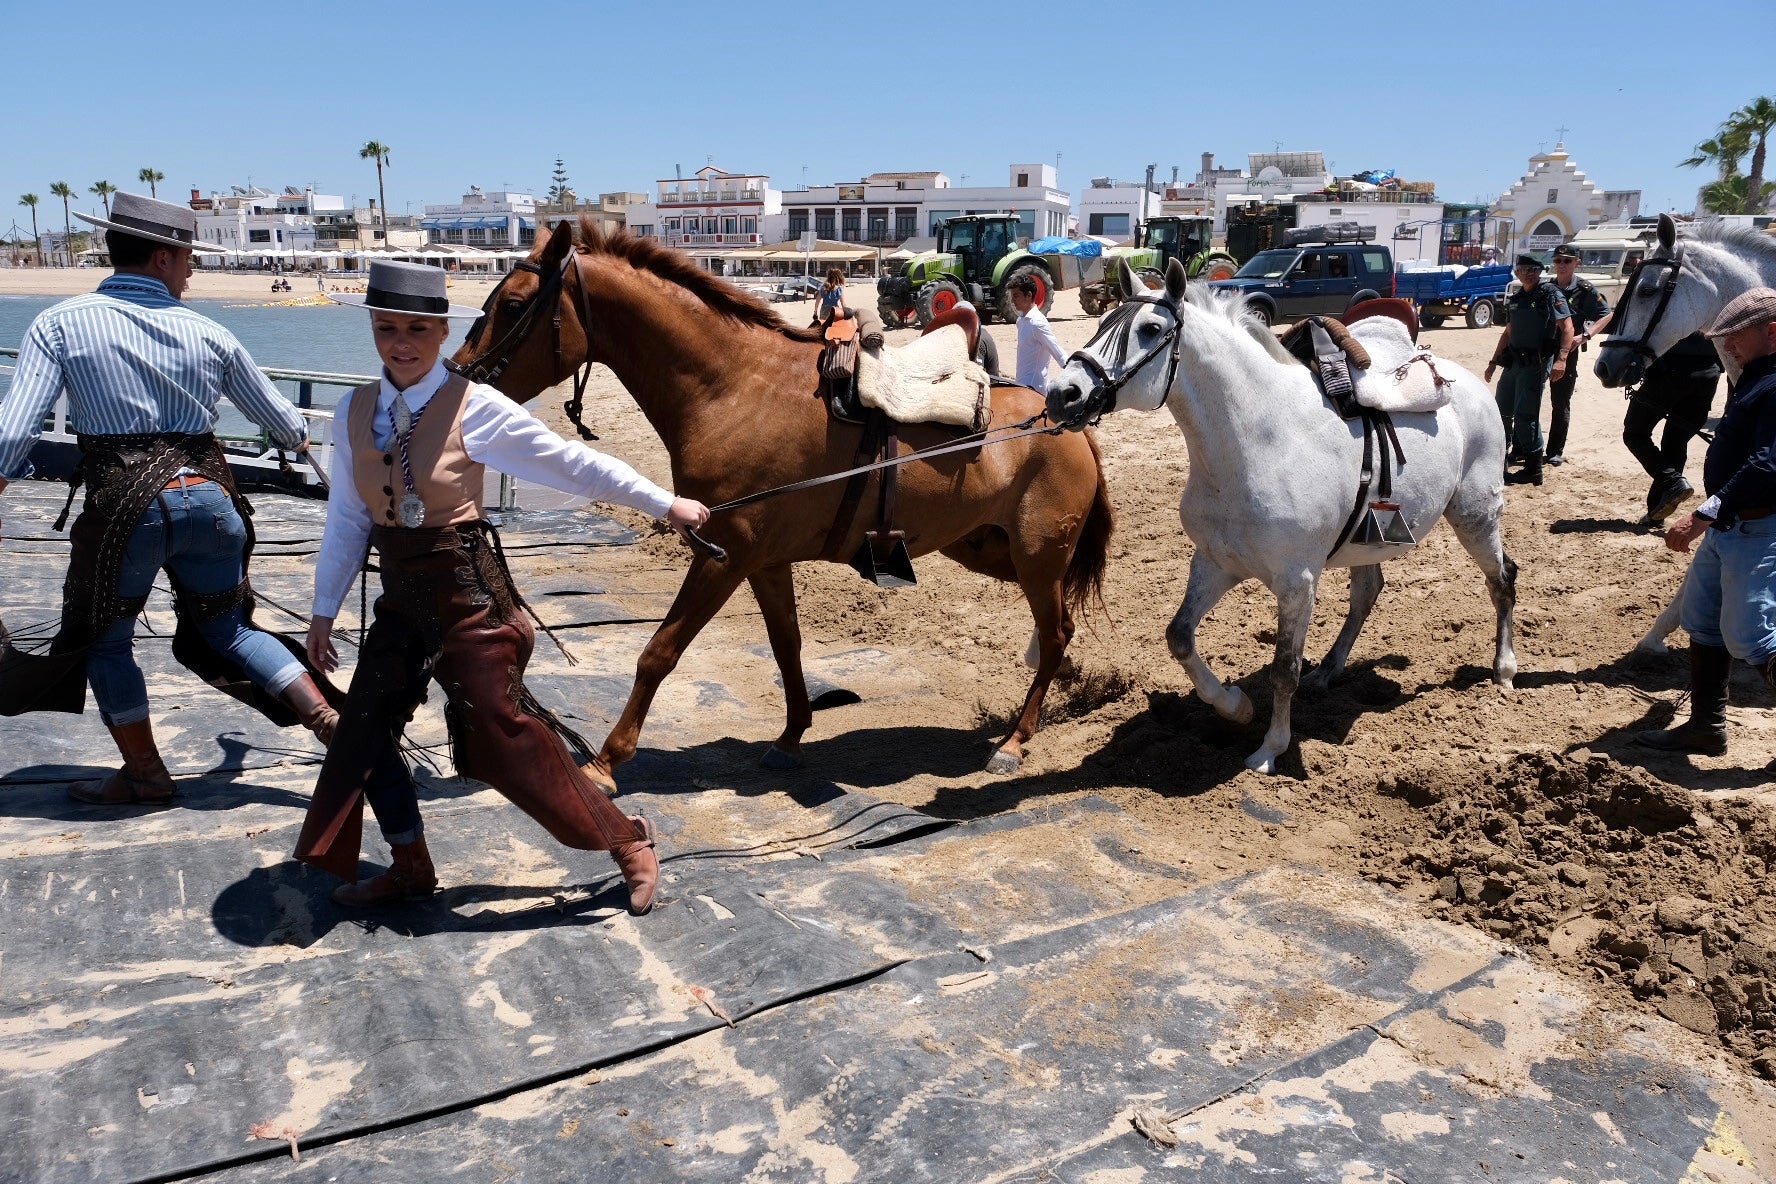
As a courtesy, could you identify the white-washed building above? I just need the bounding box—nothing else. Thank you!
[421,188,537,250]
[622,167,777,263]
[1491,143,1607,255]
[777,164,1072,247]
[190,186,320,265]
[1079,178,1162,242]
[1210,151,1335,236]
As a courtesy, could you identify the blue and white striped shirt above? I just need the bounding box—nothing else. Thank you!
[0,274,308,479]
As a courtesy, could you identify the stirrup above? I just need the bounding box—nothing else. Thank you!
[849,531,916,588]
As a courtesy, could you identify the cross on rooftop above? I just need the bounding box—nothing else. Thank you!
[1554,126,1570,144]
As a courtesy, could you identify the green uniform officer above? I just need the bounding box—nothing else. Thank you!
[1484,253,1575,487]
[1545,242,1613,467]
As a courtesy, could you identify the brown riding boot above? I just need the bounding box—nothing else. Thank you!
[611,816,659,916]
[331,835,439,907]
[281,674,340,744]
[70,719,177,805]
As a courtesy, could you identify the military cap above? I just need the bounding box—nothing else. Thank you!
[1705,287,1776,338]
[1550,243,1581,261]
[1514,253,1546,269]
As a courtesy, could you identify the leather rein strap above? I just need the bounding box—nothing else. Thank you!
[1599,245,1683,365]
[451,247,600,440]
[1064,291,1184,425]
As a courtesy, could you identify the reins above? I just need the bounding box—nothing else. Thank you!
[1598,245,1684,391]
[1062,291,1184,425]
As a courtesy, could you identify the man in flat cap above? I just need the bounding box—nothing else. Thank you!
[0,192,340,804]
[1485,253,1575,486]
[1640,287,1776,756]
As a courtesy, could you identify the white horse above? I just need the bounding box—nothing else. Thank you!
[1595,214,1776,655]
[1046,258,1516,774]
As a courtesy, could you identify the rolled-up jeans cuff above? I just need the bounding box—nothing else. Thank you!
[262,659,306,698]
[380,820,424,847]
[100,701,153,728]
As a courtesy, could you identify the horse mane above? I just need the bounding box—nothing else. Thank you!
[1683,219,1776,269]
[573,218,822,342]
[1183,282,1298,365]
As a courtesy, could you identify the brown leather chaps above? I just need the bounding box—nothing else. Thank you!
[294,522,643,882]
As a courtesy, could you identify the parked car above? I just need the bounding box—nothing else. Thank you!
[1208,240,1395,326]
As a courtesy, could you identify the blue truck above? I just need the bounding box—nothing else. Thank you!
[1392,263,1514,329]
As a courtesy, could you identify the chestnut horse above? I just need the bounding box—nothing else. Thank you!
[450,220,1112,790]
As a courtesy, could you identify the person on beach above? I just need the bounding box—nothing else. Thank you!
[0,192,340,804]
[814,267,849,328]
[1011,274,1065,392]
[1544,243,1613,468]
[295,260,710,915]
[1484,253,1574,487]
[1638,288,1776,758]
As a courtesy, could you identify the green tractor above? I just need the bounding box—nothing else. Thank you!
[876,214,1060,329]
[1076,216,1239,315]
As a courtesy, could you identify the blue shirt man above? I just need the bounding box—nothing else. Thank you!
[0,191,337,806]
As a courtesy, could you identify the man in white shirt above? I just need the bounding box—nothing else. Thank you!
[1011,275,1067,391]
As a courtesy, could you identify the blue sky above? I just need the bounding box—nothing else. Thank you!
[4,0,1772,237]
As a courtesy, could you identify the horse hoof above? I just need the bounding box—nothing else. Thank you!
[1244,749,1282,775]
[1214,689,1255,726]
[581,764,620,799]
[760,744,803,771]
[986,750,1021,775]
[1301,667,1334,694]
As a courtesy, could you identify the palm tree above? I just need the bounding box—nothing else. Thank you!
[1700,174,1776,216]
[48,182,74,266]
[1727,96,1776,214]
[359,141,391,247]
[1679,125,1750,182]
[137,167,164,199]
[18,194,40,264]
[90,181,117,218]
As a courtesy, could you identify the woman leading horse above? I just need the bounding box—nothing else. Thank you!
[450,220,1112,789]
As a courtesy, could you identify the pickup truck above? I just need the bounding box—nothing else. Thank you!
[1392,263,1514,329]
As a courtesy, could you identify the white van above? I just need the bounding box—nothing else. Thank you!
[1561,226,1652,302]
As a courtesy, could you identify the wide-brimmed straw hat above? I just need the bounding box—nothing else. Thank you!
[74,191,227,254]
[327,259,484,319]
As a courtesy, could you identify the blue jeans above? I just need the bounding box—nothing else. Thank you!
[1495,359,1551,457]
[1680,516,1776,665]
[87,477,305,726]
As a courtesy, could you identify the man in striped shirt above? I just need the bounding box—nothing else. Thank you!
[0,191,340,805]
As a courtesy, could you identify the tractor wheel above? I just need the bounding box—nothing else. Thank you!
[1078,286,1106,317]
[1136,267,1166,291]
[877,297,912,328]
[995,264,1055,324]
[1465,298,1496,329]
[1197,255,1239,282]
[914,279,966,329]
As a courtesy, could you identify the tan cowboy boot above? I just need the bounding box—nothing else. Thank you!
[331,836,439,907]
[612,816,659,916]
[70,720,177,805]
[281,674,340,744]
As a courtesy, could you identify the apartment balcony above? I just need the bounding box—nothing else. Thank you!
[681,233,761,246]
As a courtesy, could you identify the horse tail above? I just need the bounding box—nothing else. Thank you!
[1064,431,1114,617]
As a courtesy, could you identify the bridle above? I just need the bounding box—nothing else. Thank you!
[450,245,600,440]
[1059,290,1184,426]
[1598,243,1684,378]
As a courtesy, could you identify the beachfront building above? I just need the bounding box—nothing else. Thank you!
[421,188,538,250]
[1079,177,1162,242]
[539,191,647,237]
[778,165,1072,248]
[312,206,424,255]
[1491,142,1608,256]
[190,186,321,267]
[621,167,779,271]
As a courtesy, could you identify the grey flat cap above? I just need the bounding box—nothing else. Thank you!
[75,191,227,254]
[327,259,484,319]
[1705,287,1776,338]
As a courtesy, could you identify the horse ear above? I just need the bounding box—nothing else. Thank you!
[1657,213,1676,252]
[1116,256,1141,298]
[1165,257,1188,301]
[538,218,574,263]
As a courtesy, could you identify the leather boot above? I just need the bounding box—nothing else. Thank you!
[70,720,177,804]
[1505,451,1544,486]
[611,815,659,916]
[331,835,438,907]
[1637,643,1730,755]
[281,674,339,744]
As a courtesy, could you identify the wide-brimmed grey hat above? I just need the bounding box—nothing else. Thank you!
[74,191,227,254]
[1705,286,1776,338]
[327,259,484,318]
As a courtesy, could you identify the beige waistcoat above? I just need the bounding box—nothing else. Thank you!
[348,373,484,529]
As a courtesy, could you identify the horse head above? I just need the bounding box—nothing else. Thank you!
[1046,256,1188,429]
[1595,213,1726,388]
[449,219,588,402]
